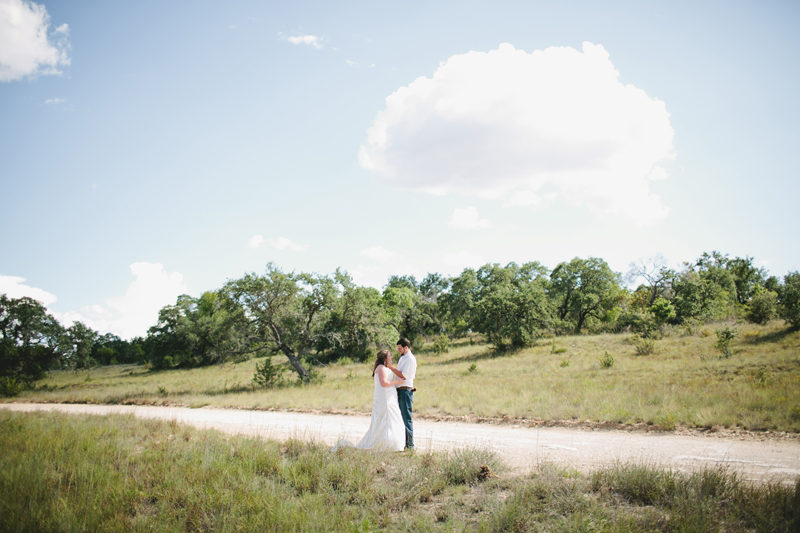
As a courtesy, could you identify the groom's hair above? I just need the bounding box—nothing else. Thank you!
[397,338,411,348]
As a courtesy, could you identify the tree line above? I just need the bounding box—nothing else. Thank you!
[2,252,800,392]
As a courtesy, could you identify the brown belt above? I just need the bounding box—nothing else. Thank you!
[397,386,416,391]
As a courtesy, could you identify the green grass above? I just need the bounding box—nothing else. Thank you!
[7,320,800,432]
[1,411,797,532]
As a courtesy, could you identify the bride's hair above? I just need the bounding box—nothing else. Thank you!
[372,349,390,377]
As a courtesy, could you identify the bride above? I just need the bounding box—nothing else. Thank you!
[333,349,406,452]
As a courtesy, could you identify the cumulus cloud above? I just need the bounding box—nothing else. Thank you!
[55,262,189,339]
[360,246,399,262]
[247,234,266,248]
[0,0,71,82]
[278,32,322,49]
[0,274,57,305]
[43,97,63,104]
[447,206,492,230]
[359,42,675,225]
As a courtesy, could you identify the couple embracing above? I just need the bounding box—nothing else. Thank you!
[335,338,417,452]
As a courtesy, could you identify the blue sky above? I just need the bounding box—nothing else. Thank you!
[1,0,798,338]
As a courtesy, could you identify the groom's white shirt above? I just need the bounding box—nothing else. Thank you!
[396,350,417,389]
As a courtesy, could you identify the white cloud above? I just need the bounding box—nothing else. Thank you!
[269,236,308,252]
[247,234,266,248]
[360,246,399,262]
[249,234,308,252]
[350,262,422,290]
[359,42,675,225]
[447,206,492,230]
[0,0,71,82]
[441,251,485,271]
[278,32,322,49]
[0,274,57,305]
[43,97,63,104]
[54,262,189,340]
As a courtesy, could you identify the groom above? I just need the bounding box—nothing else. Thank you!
[388,337,417,450]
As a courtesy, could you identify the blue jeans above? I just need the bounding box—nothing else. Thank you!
[397,388,414,449]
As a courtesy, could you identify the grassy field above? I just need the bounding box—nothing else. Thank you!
[6,320,800,432]
[1,410,797,532]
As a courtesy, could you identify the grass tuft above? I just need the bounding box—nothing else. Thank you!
[1,411,797,532]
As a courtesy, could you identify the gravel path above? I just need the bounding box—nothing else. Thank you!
[4,403,799,483]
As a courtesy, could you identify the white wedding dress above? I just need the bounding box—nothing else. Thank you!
[332,367,406,452]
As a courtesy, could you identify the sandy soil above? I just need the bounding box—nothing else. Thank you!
[3,403,799,483]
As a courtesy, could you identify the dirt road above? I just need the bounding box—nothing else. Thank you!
[3,403,798,483]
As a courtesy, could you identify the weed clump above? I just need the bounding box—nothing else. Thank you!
[431,335,451,355]
[252,356,286,388]
[629,333,656,355]
[599,351,615,368]
[0,376,23,397]
[715,326,739,358]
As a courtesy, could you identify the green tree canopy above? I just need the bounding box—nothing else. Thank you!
[779,271,800,328]
[0,295,65,386]
[439,268,479,337]
[222,263,339,381]
[726,255,769,305]
[470,262,551,350]
[63,321,98,370]
[316,270,394,361]
[550,257,622,333]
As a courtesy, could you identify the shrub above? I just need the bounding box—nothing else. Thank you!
[599,352,615,368]
[747,290,778,325]
[252,356,286,388]
[0,376,23,397]
[431,335,451,355]
[616,310,658,337]
[779,271,800,328]
[714,327,738,359]
[650,297,676,325]
[630,334,656,355]
[304,365,326,385]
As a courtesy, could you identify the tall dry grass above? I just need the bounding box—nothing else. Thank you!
[2,410,797,532]
[6,320,800,432]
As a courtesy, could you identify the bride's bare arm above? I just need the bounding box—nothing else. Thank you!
[378,365,404,387]
[385,363,405,379]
